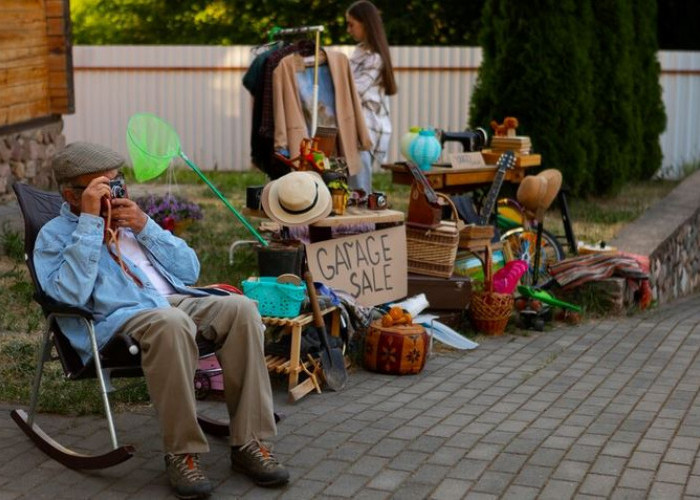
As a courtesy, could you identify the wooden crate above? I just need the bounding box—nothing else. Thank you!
[481,150,542,167]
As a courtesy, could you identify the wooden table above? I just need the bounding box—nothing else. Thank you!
[381,156,577,254]
[381,161,537,193]
[308,207,404,242]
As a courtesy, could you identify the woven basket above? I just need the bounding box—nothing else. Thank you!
[406,194,460,278]
[469,246,514,335]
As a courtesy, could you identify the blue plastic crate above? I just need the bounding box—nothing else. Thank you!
[242,277,306,318]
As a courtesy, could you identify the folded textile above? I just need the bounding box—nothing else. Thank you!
[548,253,649,291]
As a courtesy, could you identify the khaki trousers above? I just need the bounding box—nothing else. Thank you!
[118,293,276,454]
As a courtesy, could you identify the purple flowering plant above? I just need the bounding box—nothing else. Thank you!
[135,193,203,231]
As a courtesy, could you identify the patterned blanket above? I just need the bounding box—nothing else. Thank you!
[549,253,649,291]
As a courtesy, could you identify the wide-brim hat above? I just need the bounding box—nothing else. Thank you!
[516,169,562,220]
[261,171,332,226]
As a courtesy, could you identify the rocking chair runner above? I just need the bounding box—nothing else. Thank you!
[10,182,229,470]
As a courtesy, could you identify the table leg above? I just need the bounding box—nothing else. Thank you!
[330,308,340,337]
[558,189,578,255]
[288,324,302,391]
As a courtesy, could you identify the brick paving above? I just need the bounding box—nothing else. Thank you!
[2,292,700,499]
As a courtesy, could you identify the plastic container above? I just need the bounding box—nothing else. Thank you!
[242,277,306,318]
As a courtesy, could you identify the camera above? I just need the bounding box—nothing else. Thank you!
[109,178,127,199]
[439,127,488,152]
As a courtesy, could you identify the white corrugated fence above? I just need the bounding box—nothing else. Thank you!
[64,46,699,178]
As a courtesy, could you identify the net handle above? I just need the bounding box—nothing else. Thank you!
[179,152,268,246]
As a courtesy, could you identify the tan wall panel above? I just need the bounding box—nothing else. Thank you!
[45,1,65,17]
[0,45,45,65]
[7,101,50,124]
[0,65,47,86]
[0,82,48,104]
[2,0,44,10]
[0,0,73,124]
[46,18,64,36]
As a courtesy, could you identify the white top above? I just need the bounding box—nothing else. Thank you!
[349,44,391,167]
[117,229,177,297]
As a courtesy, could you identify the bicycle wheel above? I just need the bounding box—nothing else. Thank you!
[500,227,565,287]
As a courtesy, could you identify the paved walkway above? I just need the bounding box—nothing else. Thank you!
[2,292,700,499]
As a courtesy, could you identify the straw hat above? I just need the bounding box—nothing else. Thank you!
[516,169,562,220]
[261,171,332,226]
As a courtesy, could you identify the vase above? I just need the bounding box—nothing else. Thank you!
[400,126,421,162]
[409,128,442,171]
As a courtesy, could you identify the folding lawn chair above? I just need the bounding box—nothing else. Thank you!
[9,182,229,470]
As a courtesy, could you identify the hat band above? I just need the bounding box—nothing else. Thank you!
[279,183,319,215]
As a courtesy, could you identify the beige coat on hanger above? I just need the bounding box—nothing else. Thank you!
[272,50,372,176]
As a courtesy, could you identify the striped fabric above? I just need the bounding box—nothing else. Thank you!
[349,44,391,167]
[549,253,649,291]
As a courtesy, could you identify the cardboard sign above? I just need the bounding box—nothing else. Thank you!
[450,152,486,169]
[305,225,407,307]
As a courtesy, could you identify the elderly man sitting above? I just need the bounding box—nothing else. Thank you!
[34,142,288,499]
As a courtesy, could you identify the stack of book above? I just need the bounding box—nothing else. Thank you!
[490,136,532,155]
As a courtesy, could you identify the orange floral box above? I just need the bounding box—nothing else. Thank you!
[363,321,429,375]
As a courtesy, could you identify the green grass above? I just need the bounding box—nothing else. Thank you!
[0,334,149,414]
[0,169,682,412]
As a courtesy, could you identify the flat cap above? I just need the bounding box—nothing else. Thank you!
[52,142,126,182]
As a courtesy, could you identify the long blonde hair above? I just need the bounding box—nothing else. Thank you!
[347,1,397,96]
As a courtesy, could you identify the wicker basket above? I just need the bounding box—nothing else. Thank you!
[469,246,514,335]
[406,194,460,278]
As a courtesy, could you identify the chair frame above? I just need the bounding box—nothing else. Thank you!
[10,182,228,470]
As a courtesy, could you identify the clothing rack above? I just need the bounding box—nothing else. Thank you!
[269,25,325,137]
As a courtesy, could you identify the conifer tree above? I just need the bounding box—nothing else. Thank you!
[469,0,596,195]
[631,0,666,179]
[589,1,637,194]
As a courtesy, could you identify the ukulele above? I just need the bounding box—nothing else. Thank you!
[478,150,516,225]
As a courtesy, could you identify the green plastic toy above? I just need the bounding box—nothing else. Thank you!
[517,285,582,312]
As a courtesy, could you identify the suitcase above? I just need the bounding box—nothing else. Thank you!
[407,273,472,311]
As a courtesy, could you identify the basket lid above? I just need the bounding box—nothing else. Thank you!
[370,320,426,335]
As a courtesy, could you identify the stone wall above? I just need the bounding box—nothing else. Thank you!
[649,209,700,303]
[0,118,63,199]
[611,168,700,305]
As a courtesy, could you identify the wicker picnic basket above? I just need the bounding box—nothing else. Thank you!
[469,245,514,335]
[406,193,460,278]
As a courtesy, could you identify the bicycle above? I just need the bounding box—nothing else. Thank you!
[496,197,565,288]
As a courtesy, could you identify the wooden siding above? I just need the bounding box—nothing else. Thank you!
[0,0,73,129]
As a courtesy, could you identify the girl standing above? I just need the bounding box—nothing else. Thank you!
[346,0,398,196]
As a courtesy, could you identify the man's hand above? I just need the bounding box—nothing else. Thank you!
[109,198,149,233]
[81,176,111,216]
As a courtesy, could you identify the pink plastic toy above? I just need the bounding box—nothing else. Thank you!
[194,353,224,400]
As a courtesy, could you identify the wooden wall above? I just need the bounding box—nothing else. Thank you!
[0,0,73,130]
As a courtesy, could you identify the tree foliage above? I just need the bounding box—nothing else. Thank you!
[470,0,666,197]
[70,0,486,46]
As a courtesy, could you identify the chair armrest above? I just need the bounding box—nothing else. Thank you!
[36,293,94,320]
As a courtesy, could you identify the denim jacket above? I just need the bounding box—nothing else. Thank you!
[34,202,208,363]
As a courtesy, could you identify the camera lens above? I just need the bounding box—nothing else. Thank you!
[109,179,126,198]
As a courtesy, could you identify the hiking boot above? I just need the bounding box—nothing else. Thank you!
[164,453,213,499]
[231,438,290,486]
